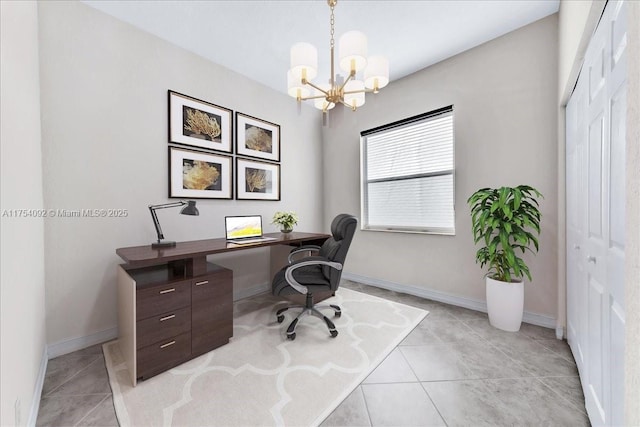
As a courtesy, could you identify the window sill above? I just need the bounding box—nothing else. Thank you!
[361,227,455,236]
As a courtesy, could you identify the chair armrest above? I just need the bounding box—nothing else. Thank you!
[284,256,343,295]
[288,245,321,264]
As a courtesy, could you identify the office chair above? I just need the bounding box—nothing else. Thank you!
[272,214,357,340]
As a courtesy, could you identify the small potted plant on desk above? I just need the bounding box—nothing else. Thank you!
[272,211,298,233]
[467,185,542,332]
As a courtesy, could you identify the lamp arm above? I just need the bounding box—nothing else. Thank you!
[148,201,187,242]
[148,201,186,210]
[149,206,165,242]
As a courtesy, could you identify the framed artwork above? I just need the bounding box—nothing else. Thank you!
[168,90,233,153]
[236,158,281,201]
[169,146,233,199]
[235,112,280,162]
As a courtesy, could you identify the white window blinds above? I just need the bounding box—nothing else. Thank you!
[360,107,455,234]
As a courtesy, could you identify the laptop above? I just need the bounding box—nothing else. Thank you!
[225,215,277,245]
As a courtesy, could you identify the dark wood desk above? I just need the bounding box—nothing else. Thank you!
[116,232,330,275]
[115,232,330,385]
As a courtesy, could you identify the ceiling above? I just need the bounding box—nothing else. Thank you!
[83,0,559,96]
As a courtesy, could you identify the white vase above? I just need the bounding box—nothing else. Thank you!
[486,276,524,332]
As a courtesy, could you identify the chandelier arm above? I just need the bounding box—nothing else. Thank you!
[340,100,357,111]
[344,87,379,95]
[338,71,355,92]
[299,94,330,101]
[304,80,330,96]
[343,88,373,95]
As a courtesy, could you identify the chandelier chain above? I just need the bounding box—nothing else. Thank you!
[330,3,335,49]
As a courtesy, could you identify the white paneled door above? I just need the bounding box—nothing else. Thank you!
[565,1,627,426]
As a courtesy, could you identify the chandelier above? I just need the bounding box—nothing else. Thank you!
[287,0,389,113]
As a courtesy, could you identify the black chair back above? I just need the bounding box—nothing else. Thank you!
[318,214,357,289]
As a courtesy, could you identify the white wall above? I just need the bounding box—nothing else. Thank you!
[558,1,605,101]
[322,15,559,318]
[0,1,48,425]
[37,2,324,348]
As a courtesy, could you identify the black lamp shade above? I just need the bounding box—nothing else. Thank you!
[180,200,199,216]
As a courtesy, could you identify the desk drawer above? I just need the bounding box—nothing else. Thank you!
[137,332,191,380]
[136,306,191,350]
[136,280,190,320]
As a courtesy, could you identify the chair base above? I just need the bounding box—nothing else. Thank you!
[276,293,341,340]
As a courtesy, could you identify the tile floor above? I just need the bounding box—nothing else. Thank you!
[36,282,589,426]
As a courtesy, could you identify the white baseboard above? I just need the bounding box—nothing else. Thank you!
[556,326,565,339]
[342,272,557,330]
[233,282,270,301]
[27,346,48,427]
[47,327,118,359]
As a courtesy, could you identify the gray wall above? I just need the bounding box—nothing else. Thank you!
[37,2,324,347]
[322,14,559,318]
[0,2,47,425]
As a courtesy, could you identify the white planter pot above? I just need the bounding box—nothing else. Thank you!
[486,276,524,332]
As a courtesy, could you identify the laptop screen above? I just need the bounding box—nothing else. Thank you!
[225,215,263,240]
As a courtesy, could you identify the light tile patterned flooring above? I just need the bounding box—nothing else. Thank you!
[37,281,589,426]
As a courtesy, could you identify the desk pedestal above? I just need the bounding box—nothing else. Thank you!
[118,262,232,386]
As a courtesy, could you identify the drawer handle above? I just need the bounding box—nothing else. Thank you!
[159,288,176,294]
[195,280,209,286]
[160,314,176,322]
[160,340,176,349]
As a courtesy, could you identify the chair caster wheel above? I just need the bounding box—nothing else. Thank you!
[330,305,341,317]
[330,330,338,338]
[277,315,284,323]
[287,333,296,340]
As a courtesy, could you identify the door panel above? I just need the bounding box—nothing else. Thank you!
[587,276,606,423]
[610,301,625,427]
[587,114,604,239]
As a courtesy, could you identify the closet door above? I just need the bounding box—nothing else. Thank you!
[604,3,627,425]
[566,1,627,426]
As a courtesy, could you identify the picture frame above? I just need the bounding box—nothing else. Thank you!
[236,158,281,201]
[235,112,280,162]
[168,90,233,153]
[169,146,233,199]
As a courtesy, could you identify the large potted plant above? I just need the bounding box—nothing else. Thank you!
[467,185,542,331]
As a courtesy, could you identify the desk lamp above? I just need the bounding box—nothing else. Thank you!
[149,200,199,248]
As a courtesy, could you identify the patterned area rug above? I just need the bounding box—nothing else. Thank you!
[104,288,427,426]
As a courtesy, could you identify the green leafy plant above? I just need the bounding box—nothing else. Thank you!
[272,211,298,230]
[467,185,542,283]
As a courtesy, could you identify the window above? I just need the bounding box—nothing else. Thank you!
[360,106,455,234]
